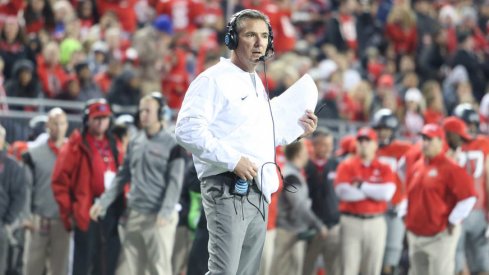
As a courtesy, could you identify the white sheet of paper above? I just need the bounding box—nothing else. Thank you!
[270,73,319,143]
[256,74,319,202]
[104,171,116,190]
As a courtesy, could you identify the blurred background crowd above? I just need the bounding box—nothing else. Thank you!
[0,0,489,274]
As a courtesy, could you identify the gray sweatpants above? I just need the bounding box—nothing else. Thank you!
[201,173,268,275]
[0,225,7,275]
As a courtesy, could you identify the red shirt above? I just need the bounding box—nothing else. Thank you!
[155,0,205,33]
[406,153,476,236]
[36,55,69,98]
[461,136,489,211]
[385,23,417,54]
[335,156,395,215]
[424,109,444,125]
[377,140,412,205]
[86,134,117,197]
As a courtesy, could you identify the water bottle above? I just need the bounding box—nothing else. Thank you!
[234,178,249,196]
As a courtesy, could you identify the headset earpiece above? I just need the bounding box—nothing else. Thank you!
[150,91,166,120]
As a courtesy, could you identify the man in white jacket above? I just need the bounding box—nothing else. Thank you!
[175,9,317,275]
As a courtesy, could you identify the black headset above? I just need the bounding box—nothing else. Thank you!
[82,98,112,126]
[224,9,275,58]
[149,91,167,120]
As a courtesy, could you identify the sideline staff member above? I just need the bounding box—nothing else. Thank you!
[405,124,476,275]
[175,9,318,275]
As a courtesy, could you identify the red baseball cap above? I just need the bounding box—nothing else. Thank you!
[421,124,444,139]
[87,101,112,118]
[378,74,394,87]
[356,127,378,142]
[335,135,356,156]
[442,116,472,140]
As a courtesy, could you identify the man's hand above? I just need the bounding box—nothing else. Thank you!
[23,219,35,231]
[157,216,170,227]
[89,204,103,221]
[234,157,258,181]
[299,110,318,138]
[319,226,329,240]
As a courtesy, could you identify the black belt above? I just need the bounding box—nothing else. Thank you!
[208,172,257,186]
[341,212,384,220]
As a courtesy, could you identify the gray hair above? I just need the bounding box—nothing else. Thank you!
[232,9,270,33]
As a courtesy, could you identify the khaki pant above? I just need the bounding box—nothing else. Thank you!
[303,224,342,275]
[171,225,193,275]
[340,215,387,275]
[24,216,71,275]
[259,229,276,275]
[116,210,178,275]
[270,228,306,275]
[408,225,461,275]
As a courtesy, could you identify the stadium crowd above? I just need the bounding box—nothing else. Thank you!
[0,0,489,274]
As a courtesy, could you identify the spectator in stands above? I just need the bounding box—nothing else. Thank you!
[88,41,108,75]
[75,61,103,101]
[413,0,439,51]
[0,124,27,275]
[132,15,174,94]
[303,128,341,275]
[90,93,185,274]
[5,59,41,104]
[59,38,84,72]
[52,99,124,275]
[55,75,80,102]
[418,29,450,83]
[106,69,141,109]
[37,41,69,98]
[422,80,445,125]
[371,74,396,114]
[96,0,137,34]
[161,46,190,110]
[76,0,96,35]
[0,17,27,81]
[319,0,358,53]
[23,0,55,34]
[94,57,121,95]
[0,0,24,26]
[385,5,417,56]
[22,108,70,275]
[52,0,75,39]
[271,140,328,275]
[403,88,424,140]
[334,127,396,275]
[451,30,487,102]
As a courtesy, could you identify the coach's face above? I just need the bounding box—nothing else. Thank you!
[232,18,269,72]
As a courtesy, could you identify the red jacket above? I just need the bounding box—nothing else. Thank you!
[52,130,123,231]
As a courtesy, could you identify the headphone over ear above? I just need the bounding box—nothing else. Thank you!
[149,91,166,120]
[224,9,275,57]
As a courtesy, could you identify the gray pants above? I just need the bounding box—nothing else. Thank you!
[0,225,7,275]
[201,173,267,275]
[383,213,406,267]
[455,210,489,273]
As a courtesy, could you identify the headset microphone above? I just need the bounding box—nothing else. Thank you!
[258,50,275,62]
